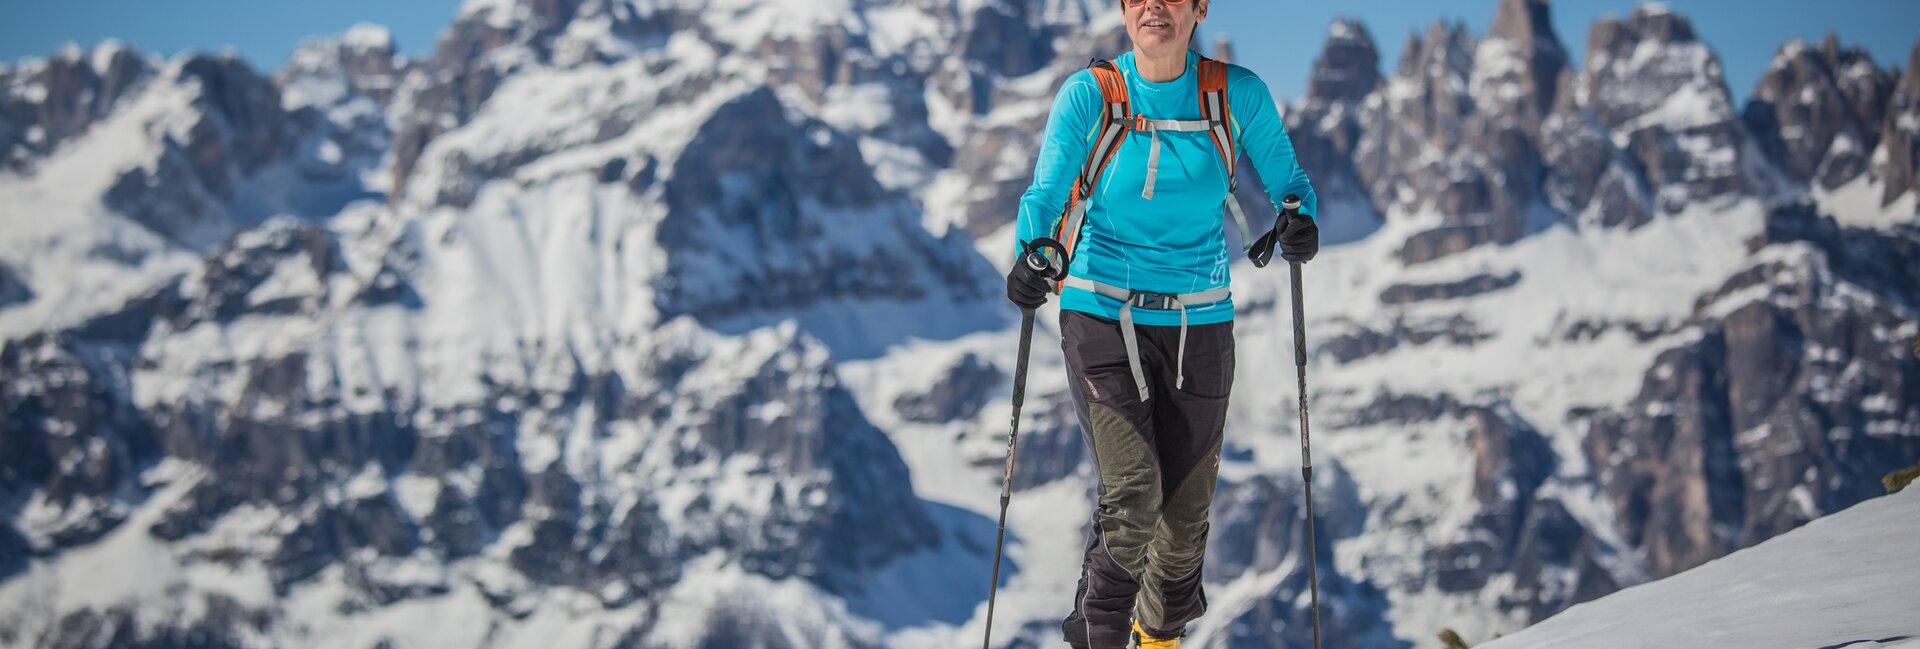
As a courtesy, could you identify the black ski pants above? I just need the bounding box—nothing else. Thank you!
[1058,310,1233,648]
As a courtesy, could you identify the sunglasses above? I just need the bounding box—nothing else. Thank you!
[1123,0,1189,6]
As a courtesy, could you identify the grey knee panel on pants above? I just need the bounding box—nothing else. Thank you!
[1088,403,1161,575]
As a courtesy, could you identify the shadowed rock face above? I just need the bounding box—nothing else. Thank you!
[1307,19,1381,104]
[1586,205,1920,578]
[98,54,294,249]
[0,263,31,309]
[1478,0,1567,135]
[1745,36,1896,190]
[1205,468,1406,649]
[0,44,153,172]
[1338,0,1571,264]
[1378,271,1521,305]
[895,353,1004,424]
[1879,41,1920,205]
[4,219,941,628]
[1581,6,1771,210]
[1288,19,1378,214]
[655,86,990,324]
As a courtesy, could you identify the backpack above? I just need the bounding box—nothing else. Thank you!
[1044,55,1255,293]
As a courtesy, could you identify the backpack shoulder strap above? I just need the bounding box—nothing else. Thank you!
[1080,59,1132,198]
[1196,56,1258,250]
[1047,59,1133,291]
[1196,56,1236,188]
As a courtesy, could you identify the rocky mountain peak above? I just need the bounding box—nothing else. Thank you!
[1489,0,1560,52]
[1618,2,1697,45]
[1397,21,1476,82]
[0,41,154,171]
[1580,4,1767,209]
[280,23,406,107]
[1871,40,1920,205]
[1581,3,1729,128]
[1477,0,1568,130]
[1306,18,1380,104]
[1744,34,1894,189]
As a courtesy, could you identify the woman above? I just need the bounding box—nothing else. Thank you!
[1004,0,1321,647]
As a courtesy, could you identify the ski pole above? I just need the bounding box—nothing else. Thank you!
[983,237,1067,649]
[1281,195,1324,649]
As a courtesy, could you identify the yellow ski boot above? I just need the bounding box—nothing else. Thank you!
[1132,621,1180,649]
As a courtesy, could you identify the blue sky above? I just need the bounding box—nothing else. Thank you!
[1204,0,1919,101]
[0,0,1914,102]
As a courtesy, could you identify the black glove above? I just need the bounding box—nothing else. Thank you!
[1006,258,1052,309]
[1277,214,1319,263]
[1249,213,1320,267]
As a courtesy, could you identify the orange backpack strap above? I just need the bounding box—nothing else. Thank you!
[1196,56,1256,249]
[1196,57,1236,189]
[1047,59,1132,292]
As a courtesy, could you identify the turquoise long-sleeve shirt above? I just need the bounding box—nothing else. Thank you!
[1017,51,1318,327]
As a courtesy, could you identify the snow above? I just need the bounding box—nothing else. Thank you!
[1482,489,1920,649]
[1814,172,1920,231]
[704,0,860,50]
[4,3,1914,649]
[0,68,205,340]
[863,6,944,60]
[343,23,394,51]
[1615,79,1729,134]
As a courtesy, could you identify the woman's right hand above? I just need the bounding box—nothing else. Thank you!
[1006,261,1052,309]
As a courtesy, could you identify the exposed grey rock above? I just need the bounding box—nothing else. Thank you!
[0,333,156,550]
[894,353,1004,423]
[1206,467,1403,649]
[1427,406,1557,594]
[1335,390,1464,428]
[103,54,292,248]
[1321,322,1401,364]
[0,43,153,172]
[963,0,1057,81]
[1378,270,1521,305]
[936,15,1128,238]
[170,222,345,326]
[277,25,407,107]
[1347,12,1551,263]
[1581,5,1770,211]
[1878,40,1920,205]
[655,86,992,324]
[1320,314,1494,364]
[1207,466,1365,580]
[31,605,253,649]
[651,329,940,595]
[1288,19,1379,213]
[1000,394,1088,491]
[1540,86,1655,229]
[0,263,31,309]
[1744,35,1895,189]
[1476,0,1568,135]
[0,523,27,581]
[1307,18,1381,104]
[1502,497,1624,622]
[1586,204,1920,578]
[1559,317,1683,343]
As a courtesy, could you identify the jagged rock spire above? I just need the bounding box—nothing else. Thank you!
[1306,18,1380,104]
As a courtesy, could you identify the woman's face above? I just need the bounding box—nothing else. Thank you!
[1123,0,1208,56]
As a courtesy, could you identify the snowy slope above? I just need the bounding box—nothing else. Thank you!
[1481,488,1920,649]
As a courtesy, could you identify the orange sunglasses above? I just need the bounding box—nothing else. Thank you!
[1123,0,1189,6]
